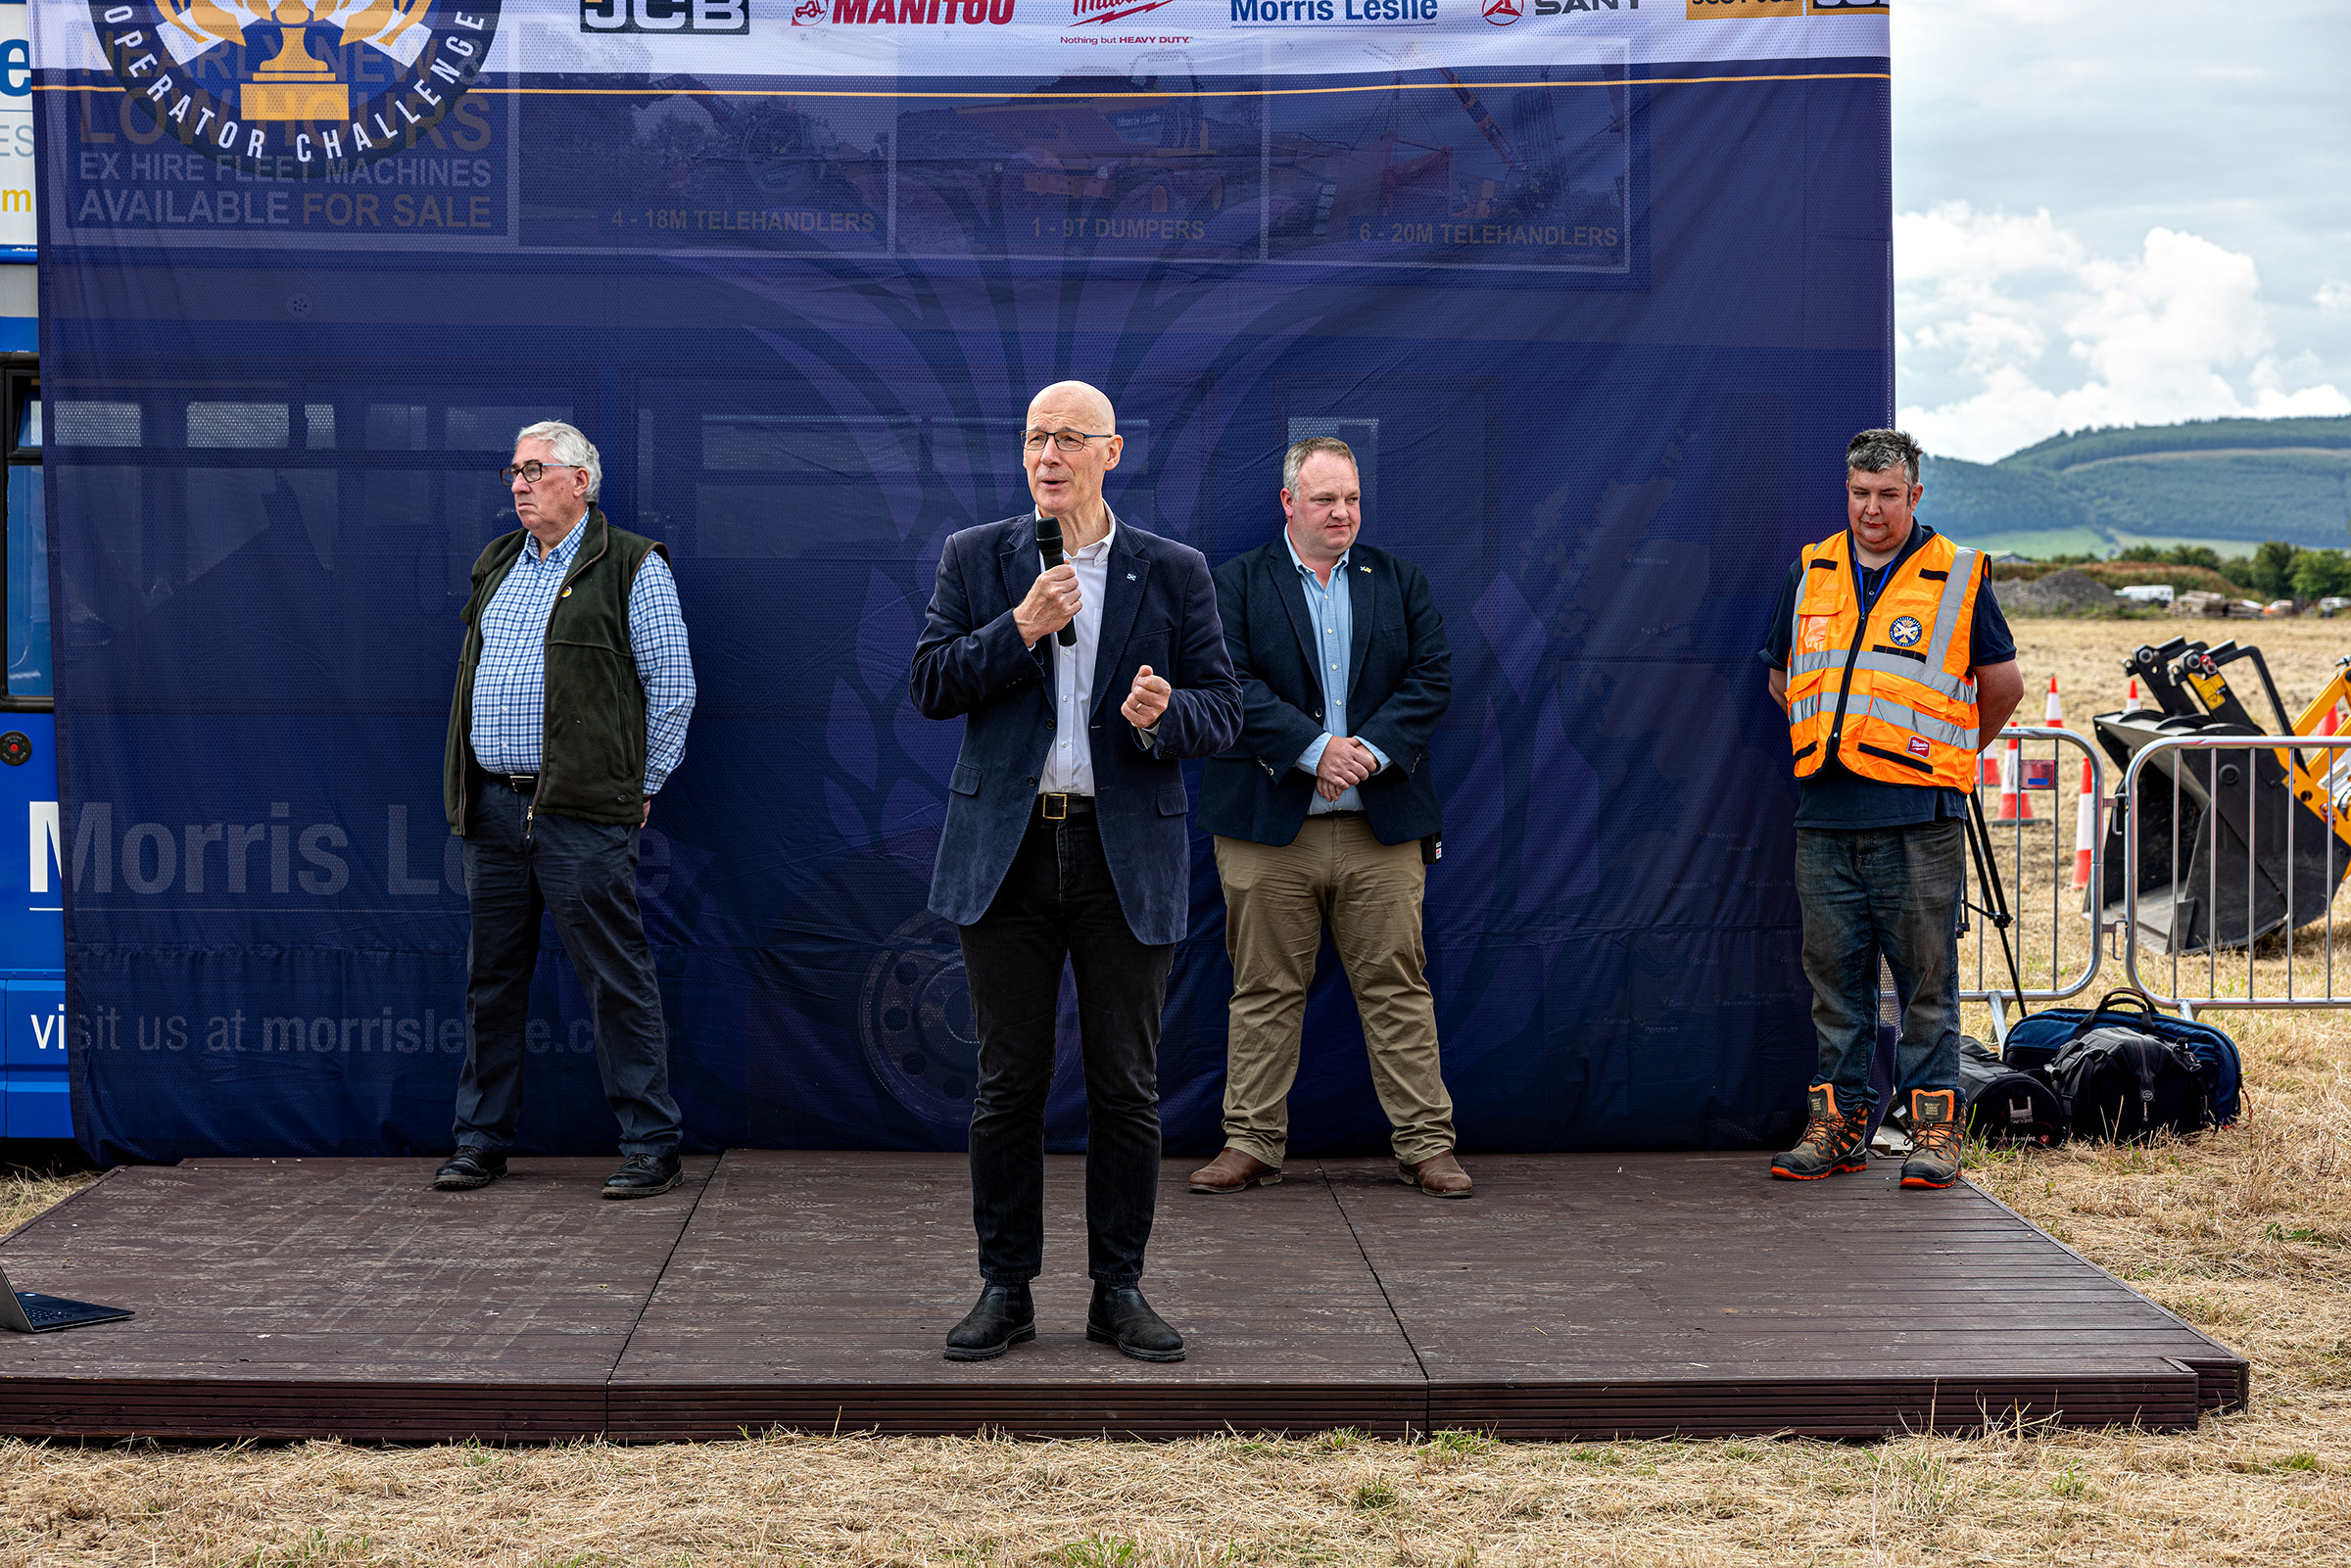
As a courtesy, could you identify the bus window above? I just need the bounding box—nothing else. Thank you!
[5,365,42,698]
[5,465,43,695]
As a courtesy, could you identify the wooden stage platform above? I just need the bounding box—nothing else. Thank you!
[0,1152,2246,1443]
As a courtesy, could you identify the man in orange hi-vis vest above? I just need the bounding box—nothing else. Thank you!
[1760,430,2024,1189]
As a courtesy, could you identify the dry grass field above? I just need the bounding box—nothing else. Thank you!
[4,615,2351,1566]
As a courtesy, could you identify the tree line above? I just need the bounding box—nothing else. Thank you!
[2032,542,2351,603]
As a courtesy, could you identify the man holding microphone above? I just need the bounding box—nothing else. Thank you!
[911,380,1241,1363]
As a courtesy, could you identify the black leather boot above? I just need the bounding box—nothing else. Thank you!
[433,1148,506,1191]
[944,1283,1035,1362]
[601,1153,684,1200]
[1086,1284,1185,1363]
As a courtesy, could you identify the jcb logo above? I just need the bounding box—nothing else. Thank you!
[1684,0,1800,17]
[582,0,752,32]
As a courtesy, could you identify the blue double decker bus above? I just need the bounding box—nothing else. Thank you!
[0,351,60,1140]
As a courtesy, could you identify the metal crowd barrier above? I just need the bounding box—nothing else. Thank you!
[1962,726,2106,1042]
[2121,733,2351,1018]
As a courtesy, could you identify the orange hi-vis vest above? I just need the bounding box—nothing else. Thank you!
[1786,529,1985,790]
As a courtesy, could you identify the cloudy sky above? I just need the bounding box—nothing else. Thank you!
[1892,0,2351,463]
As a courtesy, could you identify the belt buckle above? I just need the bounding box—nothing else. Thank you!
[1041,792,1067,822]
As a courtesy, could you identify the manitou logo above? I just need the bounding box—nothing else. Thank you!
[801,0,1015,20]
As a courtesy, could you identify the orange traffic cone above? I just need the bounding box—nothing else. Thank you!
[1994,736,2031,822]
[2124,678,2141,715]
[2070,758,2098,889]
[2323,706,2339,736]
[2044,675,2064,729]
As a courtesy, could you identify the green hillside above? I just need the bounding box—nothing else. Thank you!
[1925,415,2351,556]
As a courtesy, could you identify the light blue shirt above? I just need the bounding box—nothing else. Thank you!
[470,515,696,794]
[1287,533,1389,814]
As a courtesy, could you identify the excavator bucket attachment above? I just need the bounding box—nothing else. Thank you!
[2094,637,2351,955]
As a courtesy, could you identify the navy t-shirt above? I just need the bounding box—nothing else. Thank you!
[1756,523,2016,831]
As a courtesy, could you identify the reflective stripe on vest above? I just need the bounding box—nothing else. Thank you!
[1784,530,1983,791]
[1789,648,1980,705]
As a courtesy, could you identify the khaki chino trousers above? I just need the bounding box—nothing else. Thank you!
[1213,813,1456,1168]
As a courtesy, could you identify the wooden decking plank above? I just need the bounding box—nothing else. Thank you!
[0,1151,2250,1441]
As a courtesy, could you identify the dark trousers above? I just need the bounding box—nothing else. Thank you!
[453,782,683,1157]
[958,810,1173,1287]
[1796,819,1966,1116]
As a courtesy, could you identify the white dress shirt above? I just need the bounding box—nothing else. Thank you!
[1037,511,1116,797]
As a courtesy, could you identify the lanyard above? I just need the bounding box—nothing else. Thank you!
[1854,556,1895,614]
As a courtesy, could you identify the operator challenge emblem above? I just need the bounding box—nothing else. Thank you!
[1889,615,1923,646]
[92,2,504,177]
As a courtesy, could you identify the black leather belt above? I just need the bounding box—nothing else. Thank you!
[496,774,540,793]
[1034,792,1095,821]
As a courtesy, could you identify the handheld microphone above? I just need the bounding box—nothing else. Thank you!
[1034,514,1077,647]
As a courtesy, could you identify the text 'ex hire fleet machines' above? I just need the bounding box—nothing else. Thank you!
[2095,637,2351,954]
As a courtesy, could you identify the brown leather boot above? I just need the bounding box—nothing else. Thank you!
[1188,1147,1281,1194]
[1399,1150,1472,1199]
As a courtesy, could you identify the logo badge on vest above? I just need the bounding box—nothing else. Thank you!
[1907,736,1932,757]
[1888,615,1924,647]
[96,2,503,178]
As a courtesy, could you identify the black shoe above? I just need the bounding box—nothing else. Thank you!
[944,1284,1035,1362]
[1086,1284,1185,1363]
[433,1148,506,1191]
[601,1153,684,1200]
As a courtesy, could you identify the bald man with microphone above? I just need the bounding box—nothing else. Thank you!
[912,380,1242,1364]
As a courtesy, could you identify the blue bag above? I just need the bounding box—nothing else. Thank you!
[2000,986,2240,1127]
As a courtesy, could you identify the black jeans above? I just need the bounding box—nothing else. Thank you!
[959,811,1174,1287]
[453,783,683,1157]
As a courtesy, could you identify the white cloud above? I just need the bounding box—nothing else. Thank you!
[2320,281,2351,315]
[1895,203,2351,462]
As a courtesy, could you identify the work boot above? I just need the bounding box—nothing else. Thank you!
[1900,1089,1964,1189]
[1189,1147,1281,1194]
[432,1147,505,1191]
[601,1153,684,1200]
[1769,1084,1869,1181]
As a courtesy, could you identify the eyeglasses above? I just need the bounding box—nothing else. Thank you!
[499,460,582,485]
[1023,430,1113,453]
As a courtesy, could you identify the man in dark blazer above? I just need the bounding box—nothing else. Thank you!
[911,380,1242,1364]
[1192,437,1465,1199]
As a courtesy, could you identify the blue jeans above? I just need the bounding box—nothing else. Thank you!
[453,783,683,1157]
[958,812,1172,1287]
[1796,820,1965,1115]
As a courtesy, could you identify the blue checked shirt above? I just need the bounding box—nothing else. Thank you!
[470,516,696,793]
[1288,534,1389,814]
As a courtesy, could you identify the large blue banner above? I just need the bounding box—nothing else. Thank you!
[36,0,1889,1163]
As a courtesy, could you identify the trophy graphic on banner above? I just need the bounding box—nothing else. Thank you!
[159,0,437,124]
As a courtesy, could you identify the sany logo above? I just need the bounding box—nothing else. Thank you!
[1482,0,1520,23]
[792,0,824,19]
[1072,0,1178,21]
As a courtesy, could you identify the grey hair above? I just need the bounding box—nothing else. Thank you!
[514,419,602,500]
[1282,435,1358,494]
[1846,428,1923,488]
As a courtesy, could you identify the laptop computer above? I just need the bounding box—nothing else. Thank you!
[0,1257,133,1333]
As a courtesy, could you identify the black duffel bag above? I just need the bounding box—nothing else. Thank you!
[1957,1035,2068,1147]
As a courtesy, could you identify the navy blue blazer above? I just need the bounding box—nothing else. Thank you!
[1198,539,1451,847]
[911,515,1243,946]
